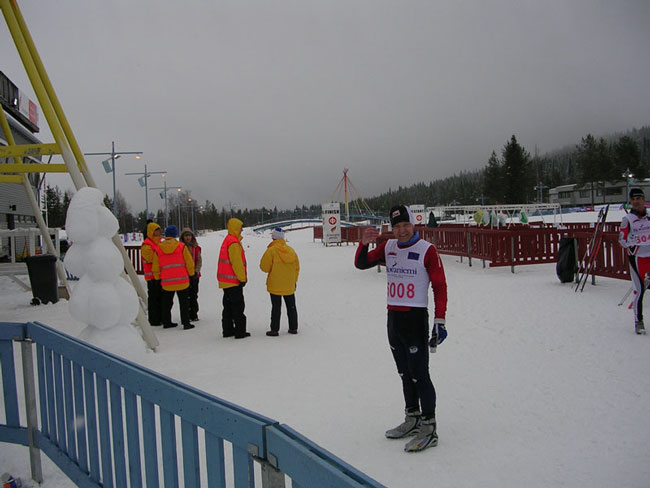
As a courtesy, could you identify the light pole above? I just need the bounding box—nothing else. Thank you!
[150,180,181,229]
[125,164,166,219]
[85,141,142,216]
[534,182,548,204]
[622,168,634,208]
[188,199,195,230]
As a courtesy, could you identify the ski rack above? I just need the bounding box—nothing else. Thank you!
[0,0,158,350]
[426,203,561,227]
[575,204,609,292]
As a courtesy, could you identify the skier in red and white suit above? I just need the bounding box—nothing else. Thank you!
[355,205,447,452]
[619,187,650,334]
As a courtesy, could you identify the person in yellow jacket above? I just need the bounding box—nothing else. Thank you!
[217,218,249,338]
[259,227,300,336]
[141,221,163,326]
[153,225,195,330]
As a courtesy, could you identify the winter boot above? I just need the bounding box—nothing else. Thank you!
[385,410,421,439]
[404,417,438,452]
[635,320,646,335]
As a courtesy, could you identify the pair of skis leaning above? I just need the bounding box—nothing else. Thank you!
[575,205,609,292]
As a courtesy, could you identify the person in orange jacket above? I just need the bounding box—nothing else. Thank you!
[259,228,300,336]
[153,225,195,330]
[217,218,249,338]
[141,221,163,326]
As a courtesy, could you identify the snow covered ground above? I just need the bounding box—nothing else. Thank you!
[2,210,650,487]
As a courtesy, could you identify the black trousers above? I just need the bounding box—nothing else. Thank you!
[188,275,200,319]
[147,279,162,326]
[222,285,247,337]
[269,293,298,332]
[161,287,190,326]
[387,308,436,419]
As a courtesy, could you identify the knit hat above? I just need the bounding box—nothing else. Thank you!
[389,205,414,226]
[271,227,285,240]
[630,188,645,199]
[164,225,178,238]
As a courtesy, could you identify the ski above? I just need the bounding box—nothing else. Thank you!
[575,205,609,292]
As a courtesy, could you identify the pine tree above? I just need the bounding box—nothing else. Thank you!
[501,135,532,204]
[44,185,64,228]
[613,135,644,180]
[483,151,504,204]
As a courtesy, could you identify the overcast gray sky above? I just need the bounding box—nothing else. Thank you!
[2,0,649,213]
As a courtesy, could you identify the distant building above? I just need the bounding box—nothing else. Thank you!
[1,71,43,259]
[549,180,650,208]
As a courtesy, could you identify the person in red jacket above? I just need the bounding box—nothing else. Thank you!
[180,228,202,322]
[355,205,448,452]
[140,221,163,326]
[153,225,195,330]
[217,218,249,339]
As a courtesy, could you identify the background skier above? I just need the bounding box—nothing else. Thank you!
[619,188,650,335]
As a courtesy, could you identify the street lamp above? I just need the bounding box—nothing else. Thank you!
[150,179,181,229]
[188,198,195,230]
[85,141,142,216]
[534,182,548,204]
[125,164,166,219]
[622,168,634,208]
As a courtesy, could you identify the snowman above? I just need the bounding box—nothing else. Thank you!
[63,187,146,357]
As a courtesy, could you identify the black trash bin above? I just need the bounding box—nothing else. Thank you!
[25,254,59,305]
[556,237,578,283]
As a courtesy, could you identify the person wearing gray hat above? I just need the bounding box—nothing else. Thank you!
[354,204,448,452]
[619,188,650,334]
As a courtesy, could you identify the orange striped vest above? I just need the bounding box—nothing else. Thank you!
[159,242,190,290]
[141,237,160,281]
[217,234,246,284]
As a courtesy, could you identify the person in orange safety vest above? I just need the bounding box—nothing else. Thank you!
[153,225,195,330]
[217,218,249,338]
[141,221,163,326]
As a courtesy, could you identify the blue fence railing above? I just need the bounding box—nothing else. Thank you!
[0,321,386,488]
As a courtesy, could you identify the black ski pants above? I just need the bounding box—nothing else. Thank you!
[147,279,162,326]
[269,293,298,332]
[188,275,200,319]
[387,308,436,419]
[222,284,247,337]
[161,287,190,327]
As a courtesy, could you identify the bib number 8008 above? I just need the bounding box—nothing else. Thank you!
[387,282,415,299]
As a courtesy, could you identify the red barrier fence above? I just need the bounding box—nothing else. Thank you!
[312,226,375,244]
[127,226,629,281]
[313,224,629,281]
[125,245,143,274]
[420,225,628,279]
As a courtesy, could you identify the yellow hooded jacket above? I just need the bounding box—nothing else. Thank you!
[152,237,195,291]
[259,238,300,295]
[218,218,247,289]
[141,222,162,280]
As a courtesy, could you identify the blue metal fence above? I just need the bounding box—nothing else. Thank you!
[0,321,386,488]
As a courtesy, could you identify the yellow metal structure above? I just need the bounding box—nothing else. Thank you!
[1,0,158,351]
[0,142,60,158]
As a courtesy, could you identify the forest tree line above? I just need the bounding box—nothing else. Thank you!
[358,126,650,213]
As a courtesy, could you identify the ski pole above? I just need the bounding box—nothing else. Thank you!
[618,286,634,306]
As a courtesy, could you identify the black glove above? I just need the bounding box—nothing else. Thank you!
[429,320,447,353]
[239,281,246,288]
